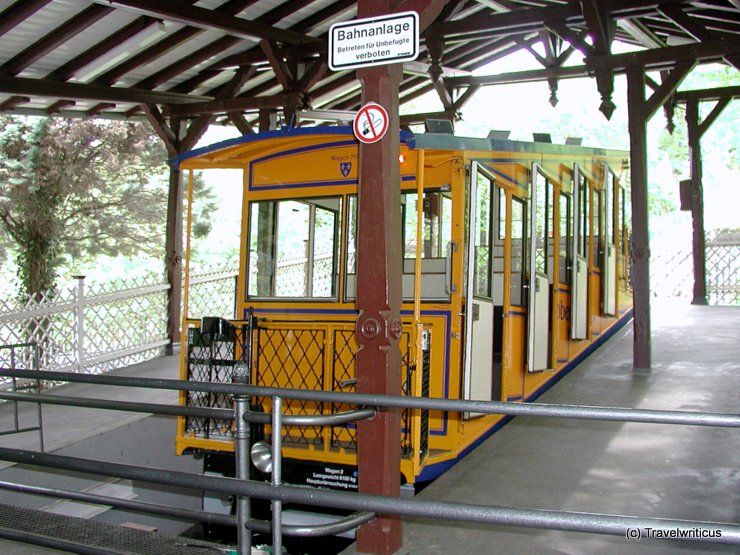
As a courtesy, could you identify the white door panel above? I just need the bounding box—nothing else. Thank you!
[572,255,588,339]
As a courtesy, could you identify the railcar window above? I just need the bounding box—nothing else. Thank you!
[606,172,615,249]
[247,197,341,299]
[473,171,493,298]
[577,172,589,259]
[401,191,452,259]
[345,191,452,301]
[532,171,552,279]
[619,182,631,286]
[510,197,526,306]
[559,192,572,284]
[497,187,506,241]
[593,188,603,267]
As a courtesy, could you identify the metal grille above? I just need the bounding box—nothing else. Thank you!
[0,502,225,555]
[419,345,431,461]
[331,329,359,450]
[182,316,422,460]
[0,267,237,387]
[253,320,416,458]
[399,331,413,458]
[255,326,326,446]
[184,319,245,440]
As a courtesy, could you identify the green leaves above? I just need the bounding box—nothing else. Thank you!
[0,116,173,297]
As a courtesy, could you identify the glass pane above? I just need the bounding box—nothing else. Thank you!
[347,195,357,274]
[248,198,341,298]
[534,172,548,275]
[401,190,452,259]
[578,173,588,257]
[275,201,310,296]
[498,187,506,241]
[511,197,526,306]
[593,189,603,266]
[606,172,615,246]
[474,171,492,298]
[559,193,571,284]
[311,204,340,297]
[249,202,276,297]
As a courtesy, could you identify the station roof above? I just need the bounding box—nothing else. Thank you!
[0,1,738,143]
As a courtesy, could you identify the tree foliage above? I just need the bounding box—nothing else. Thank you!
[0,116,214,297]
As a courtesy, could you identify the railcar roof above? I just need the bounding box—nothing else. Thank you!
[174,125,627,169]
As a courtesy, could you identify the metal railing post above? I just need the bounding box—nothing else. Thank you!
[234,316,254,555]
[272,395,283,554]
[234,394,251,555]
[72,275,86,373]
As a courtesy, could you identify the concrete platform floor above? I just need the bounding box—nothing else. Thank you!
[344,300,739,554]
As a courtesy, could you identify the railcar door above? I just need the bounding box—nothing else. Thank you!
[528,164,553,372]
[571,165,589,339]
[463,163,506,407]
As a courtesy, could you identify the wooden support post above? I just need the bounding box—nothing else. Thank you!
[165,165,183,354]
[626,65,651,370]
[353,2,447,552]
[686,99,708,305]
[354,59,404,555]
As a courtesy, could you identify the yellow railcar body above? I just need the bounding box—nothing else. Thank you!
[175,127,632,487]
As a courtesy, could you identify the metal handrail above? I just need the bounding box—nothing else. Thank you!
[0,366,738,550]
[0,447,737,545]
[0,344,44,451]
[0,479,373,537]
[2,368,738,428]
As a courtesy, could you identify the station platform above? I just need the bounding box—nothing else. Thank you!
[0,300,737,554]
[344,299,739,554]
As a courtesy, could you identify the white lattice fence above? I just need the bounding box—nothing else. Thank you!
[0,267,239,385]
[706,243,739,305]
[651,234,739,306]
[186,268,239,320]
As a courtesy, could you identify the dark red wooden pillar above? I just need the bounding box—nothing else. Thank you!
[353,2,447,553]
[354,59,404,555]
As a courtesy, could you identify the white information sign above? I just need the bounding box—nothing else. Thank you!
[328,11,419,71]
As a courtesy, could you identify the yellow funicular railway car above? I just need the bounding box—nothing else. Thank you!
[174,125,632,492]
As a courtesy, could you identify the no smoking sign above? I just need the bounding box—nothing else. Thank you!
[353,102,389,144]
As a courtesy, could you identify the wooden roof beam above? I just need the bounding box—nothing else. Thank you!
[97,0,320,45]
[659,3,740,70]
[163,92,304,117]
[0,0,52,39]
[0,4,112,76]
[427,1,687,39]
[0,75,211,106]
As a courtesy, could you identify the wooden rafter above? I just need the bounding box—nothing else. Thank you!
[0,0,53,38]
[0,4,112,76]
[99,0,319,45]
[0,75,211,106]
